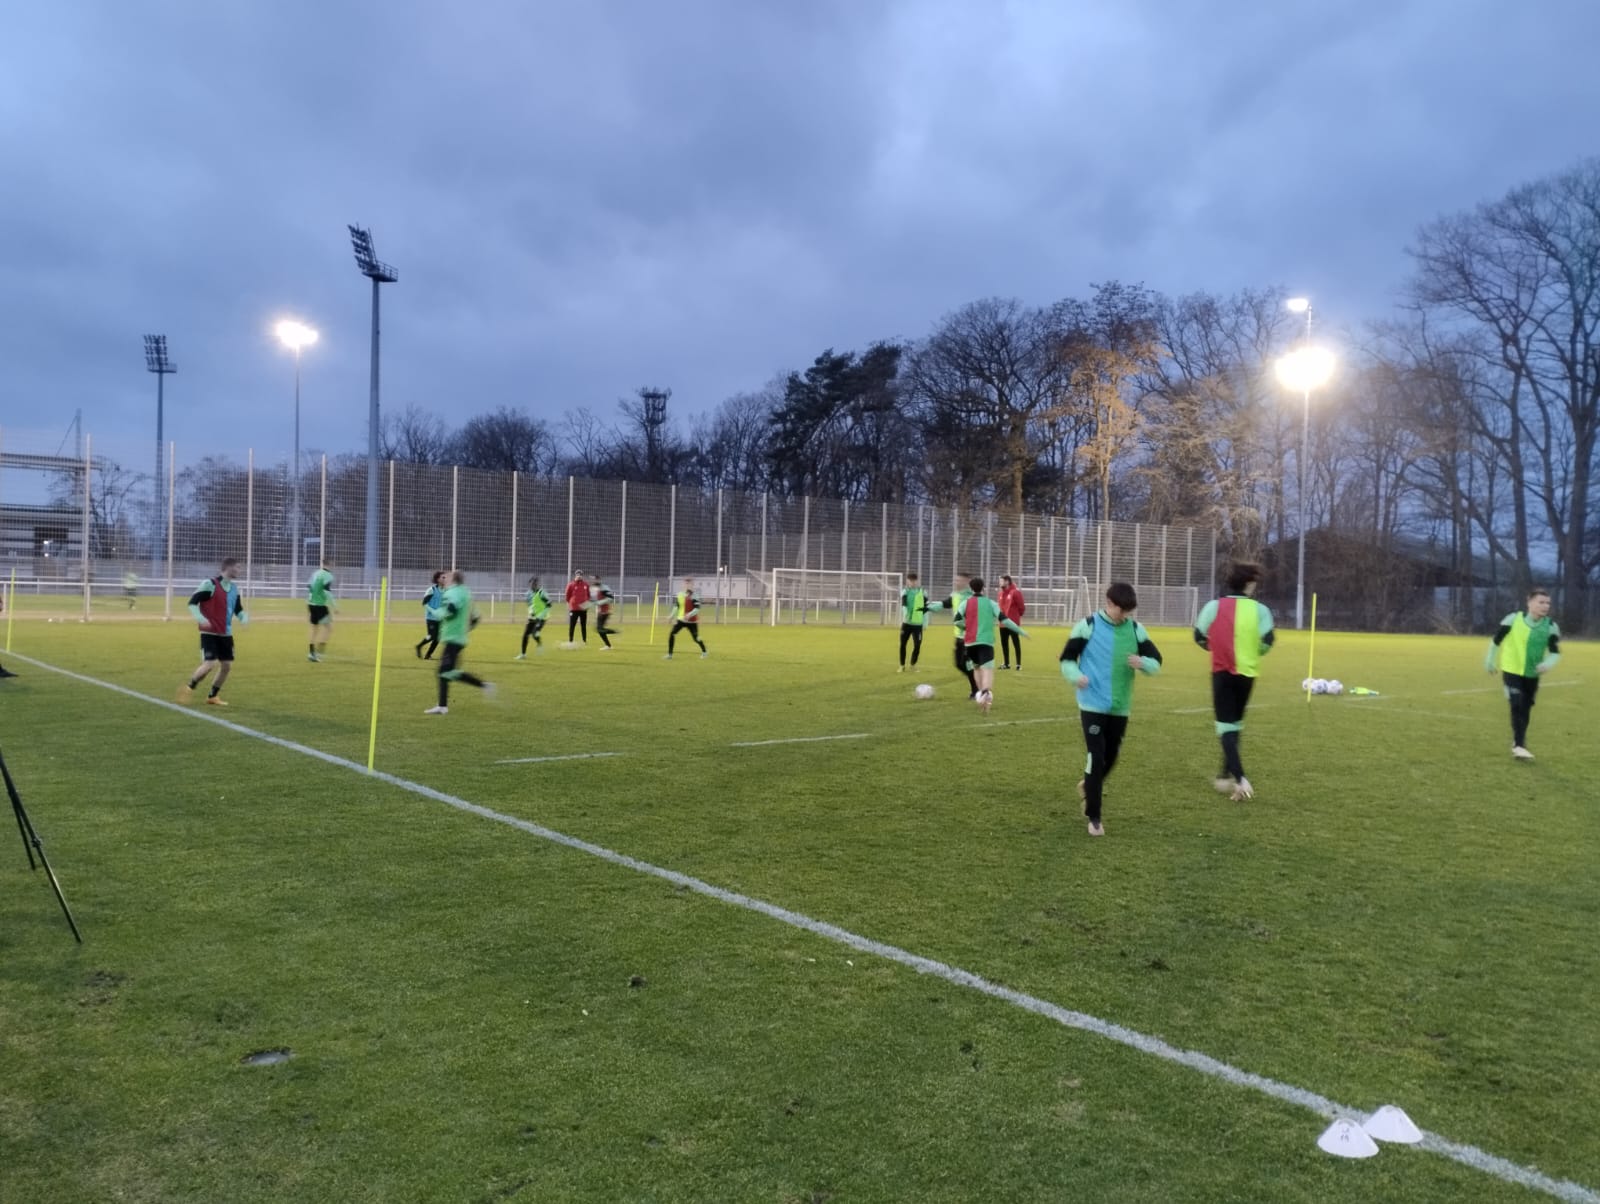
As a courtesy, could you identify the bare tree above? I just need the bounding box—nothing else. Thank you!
[451,407,558,475]
[380,405,453,465]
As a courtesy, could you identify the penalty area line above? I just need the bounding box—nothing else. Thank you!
[11,650,1599,1204]
[495,751,624,765]
[729,733,870,747]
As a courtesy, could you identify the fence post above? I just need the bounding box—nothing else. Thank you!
[1133,522,1141,589]
[619,479,627,602]
[386,460,395,619]
[566,475,574,582]
[840,499,849,624]
[81,434,92,621]
[667,483,676,583]
[164,443,176,620]
[318,454,327,570]
[1160,526,1169,624]
[245,449,255,600]
[451,466,459,570]
[951,505,959,586]
[799,495,810,624]
[760,490,769,610]
[510,470,519,602]
[715,487,723,623]
[881,502,889,625]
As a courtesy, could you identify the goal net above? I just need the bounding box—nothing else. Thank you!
[768,568,902,626]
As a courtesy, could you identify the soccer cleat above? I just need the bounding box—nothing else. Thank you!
[205,696,229,707]
[424,705,448,715]
[600,645,613,651]
[897,665,905,673]
[1001,664,1011,671]
[978,689,993,714]
[482,682,498,700]
[514,653,526,661]
[176,685,194,703]
[0,667,17,679]
[1087,821,1105,837]
[1229,777,1254,801]
[700,651,708,659]
[662,654,673,660]
[414,644,423,659]
[307,652,321,662]
[1512,745,1535,760]
[1213,777,1235,794]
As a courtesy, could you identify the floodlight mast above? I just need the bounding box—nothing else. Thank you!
[144,335,176,579]
[348,224,397,588]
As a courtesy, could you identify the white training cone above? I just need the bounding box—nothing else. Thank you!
[1317,1118,1380,1158]
[1363,1105,1423,1144]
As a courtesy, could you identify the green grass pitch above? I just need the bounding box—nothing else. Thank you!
[1,611,1595,1203]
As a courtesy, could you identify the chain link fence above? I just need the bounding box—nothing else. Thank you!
[0,433,1216,626]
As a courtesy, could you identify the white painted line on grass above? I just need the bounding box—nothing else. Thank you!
[729,733,870,748]
[14,650,1599,1204]
[495,752,623,765]
[1441,679,1581,696]
[981,716,1068,728]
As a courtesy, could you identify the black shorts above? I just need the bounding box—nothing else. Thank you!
[965,643,995,669]
[1211,671,1256,725]
[309,605,331,625]
[199,634,235,662]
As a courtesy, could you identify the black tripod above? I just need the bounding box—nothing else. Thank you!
[2,742,82,943]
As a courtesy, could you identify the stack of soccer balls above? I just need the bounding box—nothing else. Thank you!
[1300,678,1344,695]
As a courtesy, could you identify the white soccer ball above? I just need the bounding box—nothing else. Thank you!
[1301,677,1314,692]
[1326,679,1343,695]
[914,683,935,700]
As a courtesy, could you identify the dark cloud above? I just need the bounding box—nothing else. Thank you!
[2,0,1597,472]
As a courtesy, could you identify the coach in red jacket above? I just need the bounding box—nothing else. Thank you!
[998,574,1025,670]
[565,571,591,643]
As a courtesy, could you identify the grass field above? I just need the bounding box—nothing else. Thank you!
[1,609,1596,1203]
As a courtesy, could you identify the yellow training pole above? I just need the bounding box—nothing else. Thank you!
[1304,592,1318,701]
[4,569,14,652]
[367,577,390,773]
[649,581,661,645]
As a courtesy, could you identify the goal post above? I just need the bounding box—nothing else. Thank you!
[768,568,902,626]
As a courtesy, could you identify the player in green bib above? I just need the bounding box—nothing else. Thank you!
[306,559,337,662]
[923,574,978,699]
[897,571,929,672]
[516,576,552,659]
[955,577,1028,713]
[425,570,494,714]
[1485,587,1561,760]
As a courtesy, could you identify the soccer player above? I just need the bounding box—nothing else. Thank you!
[516,575,552,659]
[1193,562,1275,801]
[123,570,140,610]
[425,569,494,715]
[1486,587,1561,760]
[663,577,708,659]
[565,570,591,644]
[957,576,1027,713]
[590,574,618,649]
[897,571,929,672]
[177,557,248,706]
[998,574,1026,670]
[924,574,978,699]
[416,570,446,659]
[306,558,337,662]
[1060,582,1163,837]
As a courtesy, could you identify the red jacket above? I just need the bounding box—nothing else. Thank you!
[999,584,1025,622]
[565,578,591,612]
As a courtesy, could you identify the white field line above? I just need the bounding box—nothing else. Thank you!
[1441,679,1581,697]
[981,716,1068,728]
[12,650,1599,1204]
[494,752,624,765]
[729,733,870,748]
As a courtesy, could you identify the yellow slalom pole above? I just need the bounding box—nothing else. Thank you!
[649,582,660,645]
[4,570,14,652]
[367,577,390,773]
[1304,592,1318,701]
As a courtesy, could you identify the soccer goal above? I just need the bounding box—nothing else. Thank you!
[768,568,902,626]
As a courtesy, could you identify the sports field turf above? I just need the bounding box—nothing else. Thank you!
[1,609,1595,1202]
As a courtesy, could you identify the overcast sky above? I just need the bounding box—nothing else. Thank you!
[3,0,1597,475]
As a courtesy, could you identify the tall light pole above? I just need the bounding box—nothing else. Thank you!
[348,225,397,588]
[1275,298,1335,630]
[275,320,319,584]
[143,335,176,579]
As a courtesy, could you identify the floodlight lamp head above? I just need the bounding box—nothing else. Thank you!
[348,223,398,282]
[143,333,175,373]
[1275,345,1336,392]
[1285,297,1311,314]
[275,319,319,351]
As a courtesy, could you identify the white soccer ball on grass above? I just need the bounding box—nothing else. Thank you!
[914,683,935,700]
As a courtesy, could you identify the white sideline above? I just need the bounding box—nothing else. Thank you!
[11,650,1598,1204]
[729,733,870,747]
[495,752,623,765]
